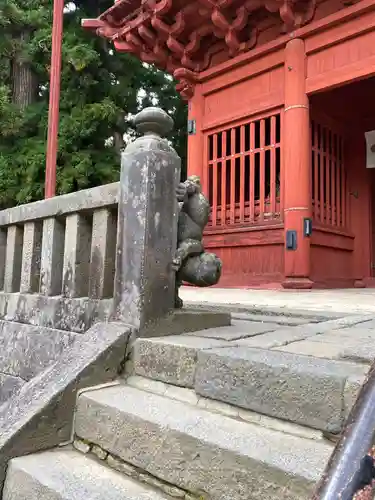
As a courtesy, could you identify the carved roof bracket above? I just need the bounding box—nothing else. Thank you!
[174,68,199,100]
[265,0,316,30]
[82,0,317,101]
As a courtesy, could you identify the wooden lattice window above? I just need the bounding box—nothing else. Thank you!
[311,120,347,228]
[206,112,282,228]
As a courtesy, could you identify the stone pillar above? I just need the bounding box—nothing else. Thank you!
[113,107,181,329]
[62,213,91,298]
[20,222,43,293]
[39,218,65,296]
[282,38,313,289]
[4,226,23,293]
[89,208,117,299]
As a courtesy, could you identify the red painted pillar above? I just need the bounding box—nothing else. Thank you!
[45,0,64,199]
[282,38,313,289]
[187,86,204,184]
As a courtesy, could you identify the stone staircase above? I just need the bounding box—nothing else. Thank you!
[3,310,374,500]
[0,322,77,406]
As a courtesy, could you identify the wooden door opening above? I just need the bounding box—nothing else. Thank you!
[309,75,375,286]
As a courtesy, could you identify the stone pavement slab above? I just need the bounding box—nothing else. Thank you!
[340,344,375,363]
[234,315,372,349]
[275,340,344,359]
[186,320,280,340]
[332,326,375,337]
[309,332,375,345]
[275,337,375,364]
[180,286,375,315]
[232,312,314,325]
[283,331,375,364]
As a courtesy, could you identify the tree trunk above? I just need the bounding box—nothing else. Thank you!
[11,32,38,110]
[113,130,125,156]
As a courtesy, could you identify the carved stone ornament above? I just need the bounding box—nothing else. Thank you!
[173,175,222,308]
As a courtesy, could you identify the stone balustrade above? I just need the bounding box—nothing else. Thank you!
[0,182,120,332]
[0,106,183,339]
[0,107,182,337]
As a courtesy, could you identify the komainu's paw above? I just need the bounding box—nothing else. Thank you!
[172,257,182,271]
[175,295,183,309]
[176,183,187,203]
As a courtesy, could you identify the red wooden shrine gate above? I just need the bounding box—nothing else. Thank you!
[84,0,375,289]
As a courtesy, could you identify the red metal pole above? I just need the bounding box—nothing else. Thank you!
[45,0,64,199]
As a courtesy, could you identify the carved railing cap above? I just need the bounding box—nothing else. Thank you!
[134,107,174,137]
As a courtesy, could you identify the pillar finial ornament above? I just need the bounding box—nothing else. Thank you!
[133,107,174,136]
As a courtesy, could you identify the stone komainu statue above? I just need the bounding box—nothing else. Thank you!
[173,175,222,308]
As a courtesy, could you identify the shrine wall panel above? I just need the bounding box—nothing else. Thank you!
[202,63,284,131]
[313,0,360,21]
[201,45,283,91]
[310,244,353,287]
[203,228,284,287]
[306,8,375,94]
[311,229,354,288]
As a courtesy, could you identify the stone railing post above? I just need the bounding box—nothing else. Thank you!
[113,107,181,329]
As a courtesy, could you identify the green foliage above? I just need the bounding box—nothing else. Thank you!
[0,0,187,208]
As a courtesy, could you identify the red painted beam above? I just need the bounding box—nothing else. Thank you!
[81,18,105,30]
[45,0,64,199]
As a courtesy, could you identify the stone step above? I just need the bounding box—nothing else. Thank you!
[132,336,367,433]
[195,346,368,433]
[126,375,324,442]
[74,384,333,500]
[3,448,171,500]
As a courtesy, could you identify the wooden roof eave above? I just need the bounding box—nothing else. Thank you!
[82,0,318,100]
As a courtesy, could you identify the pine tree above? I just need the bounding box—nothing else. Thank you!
[0,0,187,208]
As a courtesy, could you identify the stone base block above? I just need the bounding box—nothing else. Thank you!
[354,279,366,288]
[282,277,314,289]
[141,308,231,338]
[0,320,76,381]
[0,374,24,405]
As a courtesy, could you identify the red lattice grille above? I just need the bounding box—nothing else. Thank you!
[206,113,282,228]
[311,120,347,228]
